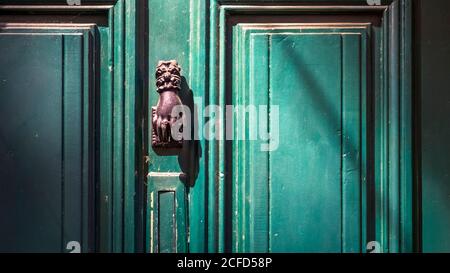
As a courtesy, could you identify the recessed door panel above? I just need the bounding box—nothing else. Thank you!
[0,28,96,253]
[232,26,368,253]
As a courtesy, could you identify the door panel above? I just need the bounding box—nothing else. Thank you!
[147,174,187,253]
[0,1,140,253]
[0,27,96,252]
[232,25,368,253]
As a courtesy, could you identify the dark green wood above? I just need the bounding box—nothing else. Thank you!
[98,24,113,252]
[63,32,90,253]
[208,0,220,253]
[147,174,188,253]
[374,0,413,253]
[95,1,138,253]
[112,0,125,253]
[388,1,401,253]
[0,27,96,252]
[189,0,208,253]
[0,0,415,254]
[418,0,450,253]
[0,1,140,253]
[400,0,413,253]
[124,0,138,254]
[158,191,176,253]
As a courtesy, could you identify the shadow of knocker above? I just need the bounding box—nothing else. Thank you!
[151,60,201,187]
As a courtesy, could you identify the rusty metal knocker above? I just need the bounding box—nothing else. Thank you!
[152,60,184,152]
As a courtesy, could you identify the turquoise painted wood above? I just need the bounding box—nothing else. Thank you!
[0,27,96,252]
[0,0,415,254]
[146,174,187,253]
[232,25,368,253]
[146,0,193,253]
[97,1,139,253]
[208,1,413,253]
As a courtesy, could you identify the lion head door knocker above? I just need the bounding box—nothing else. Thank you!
[152,60,186,152]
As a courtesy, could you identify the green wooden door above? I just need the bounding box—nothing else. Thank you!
[0,0,414,254]
[231,26,368,253]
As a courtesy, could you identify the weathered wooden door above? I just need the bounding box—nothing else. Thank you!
[0,0,413,253]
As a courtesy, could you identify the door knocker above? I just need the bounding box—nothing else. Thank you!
[152,60,185,152]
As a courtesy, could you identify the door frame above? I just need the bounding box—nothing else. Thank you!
[199,0,413,253]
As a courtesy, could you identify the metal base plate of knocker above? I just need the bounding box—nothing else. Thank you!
[152,60,184,154]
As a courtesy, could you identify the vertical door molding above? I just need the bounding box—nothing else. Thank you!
[188,0,209,253]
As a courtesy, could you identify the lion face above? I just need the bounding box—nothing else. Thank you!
[156,60,181,92]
